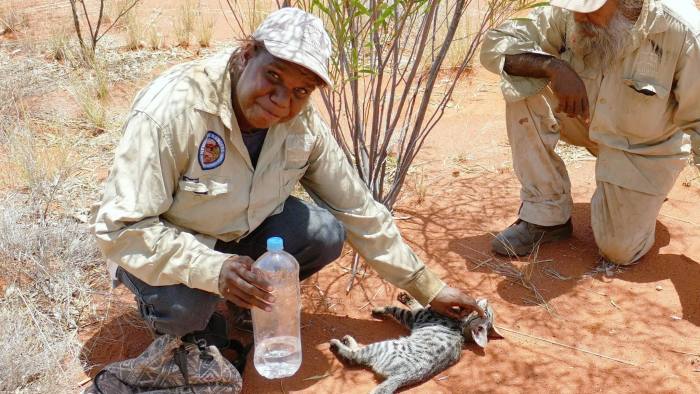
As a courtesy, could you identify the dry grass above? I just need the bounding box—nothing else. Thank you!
[147,24,163,50]
[0,194,106,392]
[125,7,144,51]
[457,242,557,315]
[0,102,106,392]
[555,141,595,164]
[195,11,215,47]
[414,166,428,204]
[46,27,71,62]
[146,11,164,50]
[71,81,108,132]
[175,0,197,47]
[0,5,228,390]
[108,0,132,29]
[0,2,26,35]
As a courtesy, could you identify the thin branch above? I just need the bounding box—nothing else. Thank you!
[93,0,105,46]
[96,0,141,43]
[223,0,247,36]
[497,325,639,366]
[79,0,95,50]
[68,0,86,51]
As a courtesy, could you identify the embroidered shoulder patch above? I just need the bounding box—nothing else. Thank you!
[198,131,226,170]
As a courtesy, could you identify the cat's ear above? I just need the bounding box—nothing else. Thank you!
[482,300,504,339]
[470,324,489,348]
[488,324,504,339]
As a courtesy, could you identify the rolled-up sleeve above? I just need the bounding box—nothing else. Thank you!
[480,6,568,102]
[674,33,700,169]
[91,111,229,295]
[300,109,445,306]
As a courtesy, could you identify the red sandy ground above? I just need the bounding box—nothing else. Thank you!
[5,1,699,392]
[79,66,700,393]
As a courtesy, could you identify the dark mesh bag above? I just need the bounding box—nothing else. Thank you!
[85,334,243,394]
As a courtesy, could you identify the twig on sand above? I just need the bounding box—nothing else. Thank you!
[669,349,700,357]
[496,325,638,366]
[359,287,385,310]
[303,371,331,381]
[544,267,573,281]
[659,213,700,227]
[584,258,628,278]
[457,243,556,315]
[346,253,362,293]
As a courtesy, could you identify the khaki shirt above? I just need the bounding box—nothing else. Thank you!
[91,50,446,305]
[481,0,700,195]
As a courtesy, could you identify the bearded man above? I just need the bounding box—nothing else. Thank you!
[480,0,700,265]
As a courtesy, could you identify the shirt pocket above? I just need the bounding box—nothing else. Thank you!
[178,176,232,196]
[612,77,671,142]
[284,134,315,170]
[279,165,309,199]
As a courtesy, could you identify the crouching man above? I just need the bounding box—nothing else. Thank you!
[480,0,700,265]
[91,7,484,351]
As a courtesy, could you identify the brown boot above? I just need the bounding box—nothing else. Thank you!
[491,218,572,256]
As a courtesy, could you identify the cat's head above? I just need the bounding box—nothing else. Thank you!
[461,298,503,348]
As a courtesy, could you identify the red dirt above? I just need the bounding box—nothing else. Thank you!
[7,2,698,392]
[76,66,700,393]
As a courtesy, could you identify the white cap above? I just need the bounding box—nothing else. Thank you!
[252,7,333,86]
[550,0,607,13]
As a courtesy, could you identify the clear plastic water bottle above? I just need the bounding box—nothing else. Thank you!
[252,237,302,379]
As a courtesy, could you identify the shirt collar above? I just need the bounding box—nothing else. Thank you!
[198,49,237,133]
[636,0,668,36]
[623,0,668,54]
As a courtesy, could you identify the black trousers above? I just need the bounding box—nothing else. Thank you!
[117,197,345,337]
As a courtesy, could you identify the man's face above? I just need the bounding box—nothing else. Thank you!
[573,0,618,32]
[569,0,635,67]
[234,48,320,132]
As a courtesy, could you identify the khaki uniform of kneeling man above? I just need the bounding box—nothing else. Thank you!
[480,0,700,265]
[91,8,483,342]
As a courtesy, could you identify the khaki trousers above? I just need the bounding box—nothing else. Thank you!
[505,89,673,265]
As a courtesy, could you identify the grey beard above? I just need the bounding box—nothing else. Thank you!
[570,9,634,69]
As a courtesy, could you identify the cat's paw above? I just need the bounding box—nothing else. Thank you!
[371,307,387,317]
[341,335,355,346]
[329,338,342,351]
[396,292,413,305]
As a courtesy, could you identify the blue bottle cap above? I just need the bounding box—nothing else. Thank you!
[267,237,284,252]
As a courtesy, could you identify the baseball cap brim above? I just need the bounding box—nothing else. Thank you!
[549,0,607,13]
[262,39,333,87]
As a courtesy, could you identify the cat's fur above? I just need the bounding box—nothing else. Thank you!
[329,292,502,394]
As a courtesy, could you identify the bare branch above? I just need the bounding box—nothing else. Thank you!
[96,0,141,43]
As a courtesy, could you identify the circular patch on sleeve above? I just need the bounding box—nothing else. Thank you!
[198,131,226,170]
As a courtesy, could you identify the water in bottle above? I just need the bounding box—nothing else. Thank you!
[252,237,302,379]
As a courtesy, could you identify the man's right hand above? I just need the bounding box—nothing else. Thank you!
[545,58,590,124]
[218,255,275,311]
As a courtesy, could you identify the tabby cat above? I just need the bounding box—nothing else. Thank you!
[330,292,502,394]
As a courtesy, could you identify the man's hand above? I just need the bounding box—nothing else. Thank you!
[429,286,485,320]
[545,58,590,124]
[218,255,274,311]
[504,54,590,124]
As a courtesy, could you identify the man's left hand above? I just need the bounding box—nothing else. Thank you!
[429,286,485,320]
